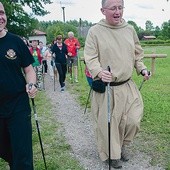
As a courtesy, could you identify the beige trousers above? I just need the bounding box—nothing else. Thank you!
[91,80,143,161]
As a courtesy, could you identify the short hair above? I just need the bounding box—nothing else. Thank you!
[56,35,62,40]
[68,31,74,36]
[31,39,39,45]
[101,0,124,7]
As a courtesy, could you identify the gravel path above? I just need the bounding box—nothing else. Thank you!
[44,75,164,170]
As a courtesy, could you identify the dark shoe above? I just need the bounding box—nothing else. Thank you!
[121,146,130,162]
[61,87,64,92]
[111,159,122,169]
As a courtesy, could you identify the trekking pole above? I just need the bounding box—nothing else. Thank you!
[42,62,45,90]
[77,50,83,78]
[84,86,92,114]
[70,61,73,83]
[139,79,145,91]
[28,83,47,170]
[107,66,111,170]
[52,57,56,91]
[30,97,47,170]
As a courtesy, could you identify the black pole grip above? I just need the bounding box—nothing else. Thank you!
[31,98,35,106]
[107,66,111,72]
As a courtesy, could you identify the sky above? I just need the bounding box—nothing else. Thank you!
[29,0,170,29]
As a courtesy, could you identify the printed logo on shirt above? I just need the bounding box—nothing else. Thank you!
[5,49,17,60]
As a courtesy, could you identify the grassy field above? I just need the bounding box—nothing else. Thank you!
[0,46,169,170]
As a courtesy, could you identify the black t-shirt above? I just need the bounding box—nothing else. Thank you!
[0,32,34,117]
[52,43,68,64]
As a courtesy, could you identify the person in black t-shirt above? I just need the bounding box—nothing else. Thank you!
[0,2,37,170]
[52,35,68,92]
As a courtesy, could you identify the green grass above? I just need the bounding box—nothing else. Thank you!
[130,46,170,169]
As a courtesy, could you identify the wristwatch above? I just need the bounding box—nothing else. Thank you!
[28,83,37,90]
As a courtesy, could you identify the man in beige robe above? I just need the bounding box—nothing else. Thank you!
[84,0,150,169]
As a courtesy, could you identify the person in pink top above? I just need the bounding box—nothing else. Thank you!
[85,65,93,87]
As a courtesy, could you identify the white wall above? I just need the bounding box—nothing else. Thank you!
[29,35,47,45]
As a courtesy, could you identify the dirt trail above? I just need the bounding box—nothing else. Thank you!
[44,75,164,170]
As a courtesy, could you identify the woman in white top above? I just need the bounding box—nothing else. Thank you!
[44,45,54,79]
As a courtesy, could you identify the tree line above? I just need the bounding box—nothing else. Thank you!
[3,0,170,45]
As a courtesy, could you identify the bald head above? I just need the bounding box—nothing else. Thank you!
[101,0,124,7]
[0,2,4,10]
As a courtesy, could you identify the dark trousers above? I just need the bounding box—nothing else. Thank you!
[0,110,33,170]
[55,63,67,88]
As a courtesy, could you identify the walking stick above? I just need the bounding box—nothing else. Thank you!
[77,50,83,77]
[42,62,45,90]
[52,58,56,91]
[139,79,145,91]
[107,66,111,170]
[30,98,47,170]
[84,86,92,114]
[70,61,73,83]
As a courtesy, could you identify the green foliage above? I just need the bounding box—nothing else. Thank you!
[161,20,170,40]
[140,38,170,47]
[1,0,51,37]
[11,0,52,16]
[46,24,63,44]
[145,20,154,32]
[66,19,93,27]
[38,20,79,44]
[128,20,140,33]
[78,37,86,48]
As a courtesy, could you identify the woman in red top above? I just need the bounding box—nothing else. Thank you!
[64,31,80,83]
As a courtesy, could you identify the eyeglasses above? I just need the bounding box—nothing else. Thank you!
[104,6,124,12]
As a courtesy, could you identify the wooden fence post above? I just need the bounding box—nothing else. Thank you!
[144,54,167,75]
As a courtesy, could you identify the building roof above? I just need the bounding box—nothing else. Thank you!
[30,29,46,36]
[143,36,156,39]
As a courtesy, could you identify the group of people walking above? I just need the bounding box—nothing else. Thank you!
[0,0,151,169]
[23,31,81,92]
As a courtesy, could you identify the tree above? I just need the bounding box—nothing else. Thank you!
[161,20,170,40]
[145,20,154,32]
[44,22,78,44]
[10,0,52,16]
[2,0,52,37]
[154,26,161,38]
[127,20,139,33]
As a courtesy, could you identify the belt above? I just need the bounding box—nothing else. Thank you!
[106,78,130,86]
